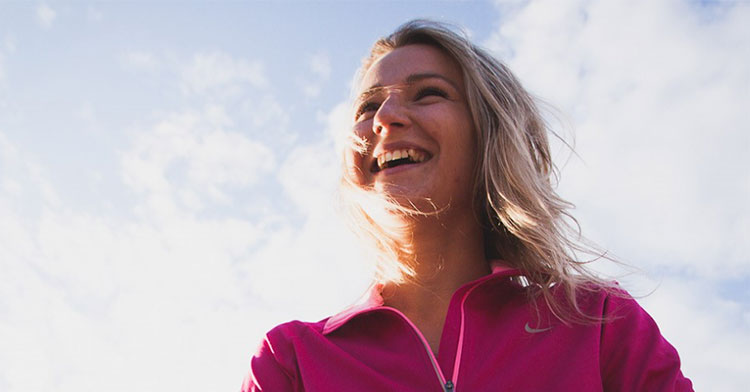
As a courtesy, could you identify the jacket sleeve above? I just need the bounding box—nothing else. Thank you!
[599,292,693,392]
[241,329,296,392]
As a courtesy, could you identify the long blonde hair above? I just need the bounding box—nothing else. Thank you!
[340,20,614,323]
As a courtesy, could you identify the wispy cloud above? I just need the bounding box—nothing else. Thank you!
[3,34,16,53]
[486,0,750,276]
[0,127,272,391]
[310,52,332,80]
[301,52,332,98]
[322,101,353,156]
[641,275,750,392]
[118,49,271,109]
[0,35,16,84]
[0,53,5,83]
[247,101,372,317]
[0,96,368,391]
[74,102,98,133]
[35,3,56,29]
[180,51,267,96]
[119,50,159,72]
[87,7,103,22]
[120,105,275,216]
[240,94,295,144]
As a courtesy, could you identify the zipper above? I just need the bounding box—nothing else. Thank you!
[381,272,506,391]
[382,307,449,390]
[382,282,475,392]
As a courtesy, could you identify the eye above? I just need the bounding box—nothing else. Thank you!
[414,86,448,101]
[355,101,380,120]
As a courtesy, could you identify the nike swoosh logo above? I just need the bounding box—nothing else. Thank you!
[524,322,553,334]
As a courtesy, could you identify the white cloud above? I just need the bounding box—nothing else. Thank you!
[247,103,373,320]
[180,51,266,96]
[485,0,750,276]
[120,105,275,216]
[322,101,354,157]
[278,142,337,214]
[245,209,372,320]
[35,4,56,29]
[241,94,295,144]
[0,96,373,391]
[641,276,750,392]
[0,132,60,208]
[0,125,277,391]
[119,50,268,102]
[0,204,269,392]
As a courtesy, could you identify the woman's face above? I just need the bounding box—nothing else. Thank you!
[348,44,476,212]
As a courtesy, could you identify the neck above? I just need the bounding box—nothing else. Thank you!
[382,208,490,314]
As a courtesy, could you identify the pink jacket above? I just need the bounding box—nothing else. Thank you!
[243,265,693,391]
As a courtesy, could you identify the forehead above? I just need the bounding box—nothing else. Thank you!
[359,44,464,92]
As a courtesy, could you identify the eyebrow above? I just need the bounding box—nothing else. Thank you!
[356,72,461,102]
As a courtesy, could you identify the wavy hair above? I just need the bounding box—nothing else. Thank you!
[340,20,615,323]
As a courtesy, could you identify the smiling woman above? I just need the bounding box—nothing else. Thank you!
[242,20,693,391]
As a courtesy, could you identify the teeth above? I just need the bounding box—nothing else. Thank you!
[376,148,427,170]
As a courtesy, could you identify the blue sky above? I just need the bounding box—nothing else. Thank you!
[1,1,748,391]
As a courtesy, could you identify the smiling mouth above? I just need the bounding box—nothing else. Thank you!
[371,148,431,173]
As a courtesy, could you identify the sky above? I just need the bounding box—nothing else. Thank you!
[0,0,748,391]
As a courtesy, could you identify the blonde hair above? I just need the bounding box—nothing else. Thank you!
[340,20,615,323]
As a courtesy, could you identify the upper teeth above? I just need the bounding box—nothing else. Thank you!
[377,148,426,169]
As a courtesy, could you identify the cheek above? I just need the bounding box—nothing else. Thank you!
[343,124,374,185]
[456,111,477,159]
[344,148,368,186]
[445,120,477,184]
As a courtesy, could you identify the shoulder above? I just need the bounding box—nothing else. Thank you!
[565,283,675,346]
[585,285,694,391]
[264,318,329,342]
[242,318,329,392]
[570,282,664,331]
[553,280,647,320]
[255,318,330,363]
[538,280,635,321]
[539,282,693,391]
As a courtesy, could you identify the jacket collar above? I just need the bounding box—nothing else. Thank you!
[322,260,519,335]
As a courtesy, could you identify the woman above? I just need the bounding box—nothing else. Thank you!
[243,20,693,391]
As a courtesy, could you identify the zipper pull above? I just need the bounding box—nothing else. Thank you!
[444,380,455,392]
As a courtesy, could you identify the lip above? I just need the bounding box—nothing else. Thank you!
[370,141,433,175]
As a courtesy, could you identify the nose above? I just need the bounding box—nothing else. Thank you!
[373,94,411,135]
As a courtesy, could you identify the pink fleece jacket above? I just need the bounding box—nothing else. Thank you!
[242,265,693,391]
